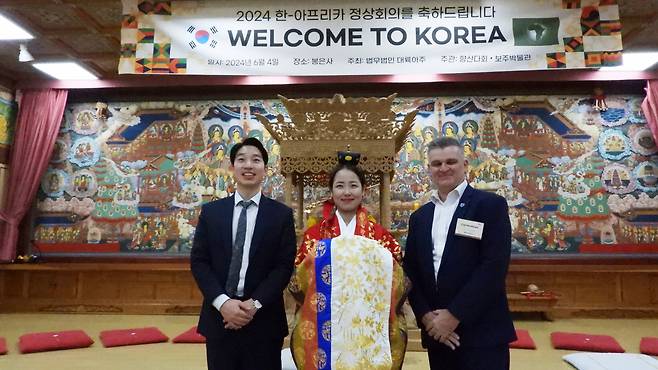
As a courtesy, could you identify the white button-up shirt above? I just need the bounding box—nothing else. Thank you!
[213,192,261,311]
[431,180,468,281]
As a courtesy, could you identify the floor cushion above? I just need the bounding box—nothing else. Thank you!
[551,332,624,353]
[510,329,536,350]
[563,352,658,370]
[18,330,94,354]
[639,337,658,356]
[99,327,168,348]
[172,326,206,344]
[0,337,7,355]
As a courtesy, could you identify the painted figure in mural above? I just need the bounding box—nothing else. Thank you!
[75,142,92,161]
[191,137,296,370]
[400,135,422,164]
[161,123,173,140]
[442,121,459,138]
[247,129,263,142]
[422,126,440,165]
[423,126,440,147]
[208,124,224,144]
[267,139,281,167]
[53,140,67,162]
[227,125,244,152]
[462,120,479,141]
[175,121,187,138]
[404,159,429,196]
[503,118,515,135]
[75,174,89,193]
[48,173,60,193]
[212,143,229,168]
[260,138,282,198]
[404,137,516,370]
[462,138,476,158]
[290,151,407,370]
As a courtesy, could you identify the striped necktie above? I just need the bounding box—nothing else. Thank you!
[226,199,254,297]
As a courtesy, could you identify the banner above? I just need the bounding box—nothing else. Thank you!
[119,0,623,76]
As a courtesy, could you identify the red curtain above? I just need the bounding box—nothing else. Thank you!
[0,89,68,262]
[642,80,658,144]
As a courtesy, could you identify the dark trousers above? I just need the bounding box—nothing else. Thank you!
[428,344,510,370]
[206,331,284,370]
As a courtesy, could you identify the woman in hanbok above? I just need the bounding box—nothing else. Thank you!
[289,151,407,370]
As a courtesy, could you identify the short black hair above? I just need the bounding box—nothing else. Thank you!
[329,163,366,189]
[229,137,268,165]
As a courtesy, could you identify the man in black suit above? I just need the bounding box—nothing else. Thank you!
[404,137,516,370]
[191,137,296,370]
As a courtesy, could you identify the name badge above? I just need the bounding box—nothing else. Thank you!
[455,218,484,240]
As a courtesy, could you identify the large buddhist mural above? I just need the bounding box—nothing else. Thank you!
[32,95,657,256]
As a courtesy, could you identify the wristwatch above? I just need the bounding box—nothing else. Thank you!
[252,299,262,310]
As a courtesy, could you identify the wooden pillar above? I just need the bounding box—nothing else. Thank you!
[297,175,304,229]
[284,173,293,208]
[379,172,391,229]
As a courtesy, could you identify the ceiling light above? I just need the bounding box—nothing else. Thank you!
[599,52,658,72]
[32,62,98,80]
[18,44,34,62]
[0,13,33,40]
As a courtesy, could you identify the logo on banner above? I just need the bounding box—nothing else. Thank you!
[512,18,560,46]
[187,25,219,49]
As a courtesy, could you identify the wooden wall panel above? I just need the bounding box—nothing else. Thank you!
[506,265,658,317]
[156,284,193,300]
[80,272,121,299]
[28,272,78,299]
[621,274,652,306]
[0,263,657,317]
[121,283,155,300]
[2,272,25,298]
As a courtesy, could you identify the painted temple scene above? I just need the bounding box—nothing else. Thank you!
[33,94,658,256]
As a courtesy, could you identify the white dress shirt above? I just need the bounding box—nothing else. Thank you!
[213,192,261,311]
[336,210,357,236]
[431,180,468,281]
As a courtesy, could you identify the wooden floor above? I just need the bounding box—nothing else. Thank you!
[0,314,656,370]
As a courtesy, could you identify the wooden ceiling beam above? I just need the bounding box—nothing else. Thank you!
[30,37,109,77]
[621,13,658,47]
[67,6,122,49]
[69,4,105,34]
[0,73,18,88]
[86,60,115,79]
[0,0,60,7]
[61,0,121,4]
[31,52,116,61]
[3,6,119,37]
[4,6,121,50]
[18,27,120,37]
[79,52,118,60]
[0,8,45,35]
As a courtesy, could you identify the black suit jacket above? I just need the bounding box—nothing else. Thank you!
[190,194,296,340]
[404,185,516,349]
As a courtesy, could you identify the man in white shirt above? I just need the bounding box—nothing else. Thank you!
[404,137,516,370]
[191,137,296,370]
